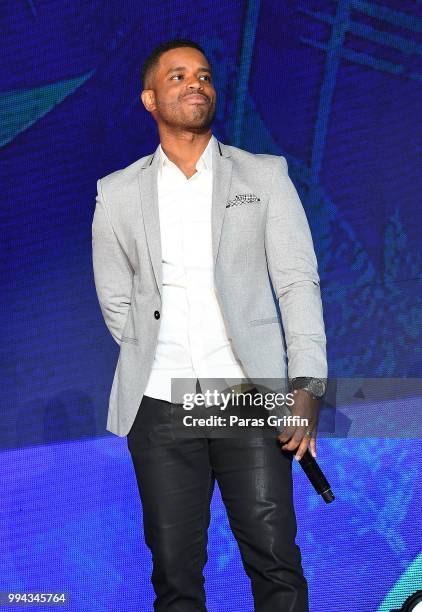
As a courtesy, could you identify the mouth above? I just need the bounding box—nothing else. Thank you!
[183,93,209,105]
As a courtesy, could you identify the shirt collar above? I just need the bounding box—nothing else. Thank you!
[158,134,214,174]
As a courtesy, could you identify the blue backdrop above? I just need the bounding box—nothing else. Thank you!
[1,1,421,610]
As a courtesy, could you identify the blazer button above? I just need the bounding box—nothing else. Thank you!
[154,310,160,319]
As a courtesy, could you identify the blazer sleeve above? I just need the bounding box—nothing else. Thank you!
[92,179,134,345]
[264,156,327,379]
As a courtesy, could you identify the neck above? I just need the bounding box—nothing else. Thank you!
[158,128,212,169]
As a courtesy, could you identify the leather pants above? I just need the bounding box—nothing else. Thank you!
[126,390,309,611]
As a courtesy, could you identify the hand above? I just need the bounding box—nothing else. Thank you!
[277,389,321,460]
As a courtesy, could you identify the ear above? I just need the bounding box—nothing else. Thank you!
[141,89,156,112]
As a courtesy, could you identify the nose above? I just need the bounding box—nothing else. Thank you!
[187,75,204,91]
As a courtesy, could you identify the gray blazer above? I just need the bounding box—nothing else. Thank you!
[92,136,327,436]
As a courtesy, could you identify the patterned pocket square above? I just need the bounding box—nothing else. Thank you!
[226,193,261,208]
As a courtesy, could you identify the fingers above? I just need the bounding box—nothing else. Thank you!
[293,435,310,461]
[277,430,317,460]
[280,434,303,453]
[277,427,295,446]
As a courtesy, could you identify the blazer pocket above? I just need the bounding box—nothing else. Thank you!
[226,193,261,208]
[120,335,138,345]
[249,316,279,327]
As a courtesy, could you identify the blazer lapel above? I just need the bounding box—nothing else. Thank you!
[137,136,233,298]
[138,144,162,296]
[211,137,233,267]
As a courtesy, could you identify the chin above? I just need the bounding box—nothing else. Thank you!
[181,118,212,130]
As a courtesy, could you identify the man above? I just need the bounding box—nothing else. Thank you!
[92,38,327,612]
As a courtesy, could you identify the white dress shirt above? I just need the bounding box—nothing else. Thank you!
[143,134,251,404]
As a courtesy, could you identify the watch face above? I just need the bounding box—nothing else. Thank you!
[310,379,326,398]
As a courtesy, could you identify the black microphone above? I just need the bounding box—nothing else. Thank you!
[298,449,335,503]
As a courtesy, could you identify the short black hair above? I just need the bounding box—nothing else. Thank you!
[141,38,207,89]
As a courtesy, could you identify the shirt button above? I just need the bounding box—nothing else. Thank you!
[154,310,160,319]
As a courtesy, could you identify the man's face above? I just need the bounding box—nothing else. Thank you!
[141,47,216,131]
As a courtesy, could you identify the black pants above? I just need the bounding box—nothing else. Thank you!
[126,391,309,611]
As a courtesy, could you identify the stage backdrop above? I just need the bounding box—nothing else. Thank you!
[1,1,421,611]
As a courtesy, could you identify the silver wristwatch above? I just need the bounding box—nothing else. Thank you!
[289,377,327,399]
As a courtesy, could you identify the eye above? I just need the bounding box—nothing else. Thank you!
[170,74,211,81]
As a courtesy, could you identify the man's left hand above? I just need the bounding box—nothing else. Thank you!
[277,389,321,460]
